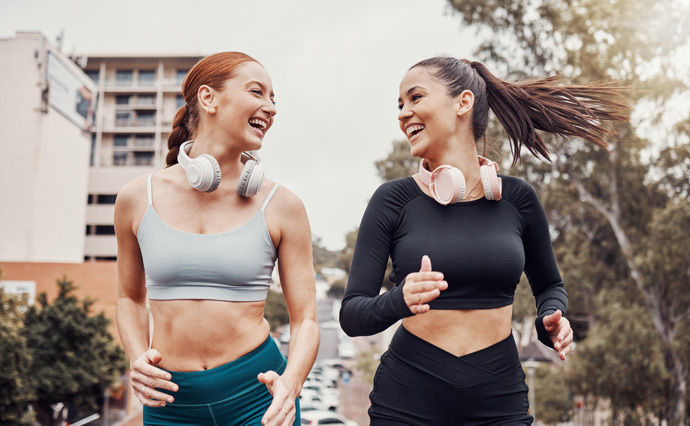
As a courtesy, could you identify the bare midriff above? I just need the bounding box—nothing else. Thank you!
[402,305,513,357]
[149,299,270,372]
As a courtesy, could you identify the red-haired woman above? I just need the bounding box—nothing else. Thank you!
[115,52,318,426]
[340,57,629,425]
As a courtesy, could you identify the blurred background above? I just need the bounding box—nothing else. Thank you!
[1,0,689,425]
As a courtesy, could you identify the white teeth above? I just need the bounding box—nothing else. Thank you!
[249,118,267,129]
[406,124,424,137]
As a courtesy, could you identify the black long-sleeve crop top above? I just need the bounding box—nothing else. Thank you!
[339,175,567,350]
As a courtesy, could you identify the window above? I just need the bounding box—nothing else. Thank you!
[116,70,133,86]
[176,94,185,109]
[134,152,154,166]
[176,69,188,85]
[87,194,94,204]
[115,112,131,127]
[137,111,155,126]
[115,95,131,105]
[138,94,155,106]
[97,195,118,204]
[318,419,346,425]
[139,70,155,86]
[95,225,116,235]
[113,135,129,147]
[113,152,128,166]
[134,135,154,147]
[85,70,99,83]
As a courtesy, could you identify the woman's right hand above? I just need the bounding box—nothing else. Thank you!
[129,349,178,407]
[403,255,447,315]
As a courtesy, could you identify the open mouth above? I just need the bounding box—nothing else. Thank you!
[406,124,425,139]
[249,118,267,134]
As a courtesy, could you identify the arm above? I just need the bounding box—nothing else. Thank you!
[258,187,319,426]
[339,184,415,337]
[114,177,177,406]
[517,181,572,358]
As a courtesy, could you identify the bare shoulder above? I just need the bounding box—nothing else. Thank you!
[114,174,150,227]
[263,180,311,235]
[269,182,306,215]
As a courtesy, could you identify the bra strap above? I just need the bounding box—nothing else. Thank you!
[260,184,280,211]
[146,174,153,205]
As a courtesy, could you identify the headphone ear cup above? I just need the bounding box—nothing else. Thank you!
[194,154,221,192]
[237,159,264,197]
[430,166,465,205]
[480,164,502,201]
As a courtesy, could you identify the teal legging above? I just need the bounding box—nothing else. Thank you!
[143,337,300,426]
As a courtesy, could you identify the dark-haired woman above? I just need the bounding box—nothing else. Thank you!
[115,52,318,426]
[340,57,629,425]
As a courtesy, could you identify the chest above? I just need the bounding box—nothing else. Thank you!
[391,201,526,285]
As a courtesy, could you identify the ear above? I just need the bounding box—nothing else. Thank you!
[197,85,216,115]
[455,89,474,118]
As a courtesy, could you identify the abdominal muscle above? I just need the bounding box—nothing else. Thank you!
[402,305,514,357]
[149,299,271,372]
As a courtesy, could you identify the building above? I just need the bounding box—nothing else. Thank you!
[0,31,95,264]
[82,52,203,260]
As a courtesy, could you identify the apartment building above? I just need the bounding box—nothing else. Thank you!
[82,53,203,260]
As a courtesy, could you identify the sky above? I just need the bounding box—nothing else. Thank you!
[1,0,478,250]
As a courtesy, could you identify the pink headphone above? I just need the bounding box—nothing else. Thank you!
[418,156,502,204]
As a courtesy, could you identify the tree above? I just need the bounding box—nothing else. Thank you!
[445,0,690,422]
[327,278,346,299]
[374,139,419,182]
[264,289,289,331]
[0,289,35,426]
[312,237,340,274]
[23,277,127,426]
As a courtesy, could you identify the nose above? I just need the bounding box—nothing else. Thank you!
[263,100,277,117]
[398,105,412,123]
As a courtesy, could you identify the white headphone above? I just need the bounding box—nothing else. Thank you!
[177,141,264,196]
[418,156,502,204]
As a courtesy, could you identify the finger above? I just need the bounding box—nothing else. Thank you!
[258,371,279,386]
[408,280,447,295]
[545,310,562,325]
[420,255,432,272]
[134,383,171,407]
[406,289,442,309]
[131,368,178,392]
[262,397,289,425]
[144,348,163,365]
[556,319,571,341]
[410,304,430,315]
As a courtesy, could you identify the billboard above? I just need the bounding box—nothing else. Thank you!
[46,51,94,132]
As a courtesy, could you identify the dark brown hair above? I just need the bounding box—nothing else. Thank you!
[411,57,630,165]
[166,52,258,166]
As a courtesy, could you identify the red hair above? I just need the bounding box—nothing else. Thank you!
[167,52,259,166]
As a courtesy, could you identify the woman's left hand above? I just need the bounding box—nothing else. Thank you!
[543,310,573,361]
[258,370,297,426]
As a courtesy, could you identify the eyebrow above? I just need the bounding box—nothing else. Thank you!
[248,80,275,99]
[398,85,425,103]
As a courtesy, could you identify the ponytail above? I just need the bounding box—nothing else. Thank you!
[411,58,630,166]
[166,105,192,166]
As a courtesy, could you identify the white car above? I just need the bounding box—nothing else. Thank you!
[300,388,339,411]
[337,340,356,359]
[300,410,358,426]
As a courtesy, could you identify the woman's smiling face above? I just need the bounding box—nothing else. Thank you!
[397,66,460,159]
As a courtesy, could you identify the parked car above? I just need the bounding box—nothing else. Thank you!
[300,388,338,411]
[300,410,358,426]
[337,340,356,359]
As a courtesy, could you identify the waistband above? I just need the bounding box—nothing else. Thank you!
[388,325,520,386]
[160,336,286,405]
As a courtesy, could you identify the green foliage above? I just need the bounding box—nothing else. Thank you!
[446,0,690,422]
[532,364,573,425]
[312,237,340,274]
[354,351,380,385]
[264,289,289,331]
[0,289,36,426]
[23,277,127,425]
[375,139,418,182]
[327,279,346,299]
[568,295,669,422]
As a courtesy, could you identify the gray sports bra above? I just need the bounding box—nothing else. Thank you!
[137,174,279,302]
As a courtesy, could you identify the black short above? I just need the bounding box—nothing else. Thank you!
[369,325,533,426]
